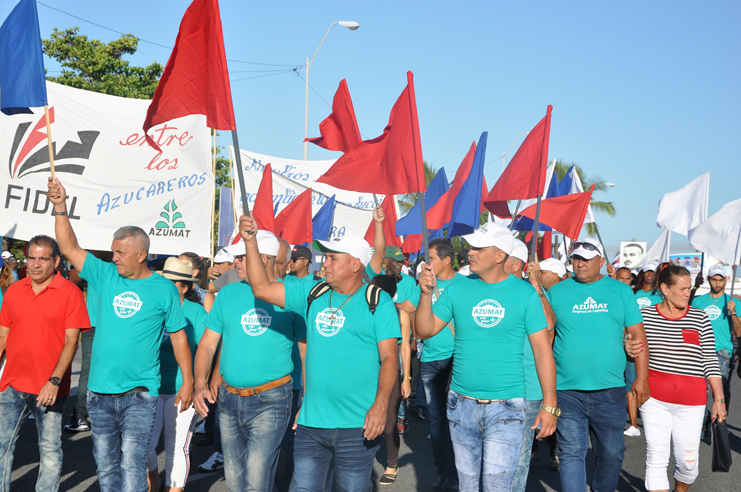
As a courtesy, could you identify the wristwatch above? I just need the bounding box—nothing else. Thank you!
[541,404,561,418]
[49,377,62,387]
[51,210,67,216]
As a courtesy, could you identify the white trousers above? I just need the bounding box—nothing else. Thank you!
[639,397,705,490]
[147,394,198,488]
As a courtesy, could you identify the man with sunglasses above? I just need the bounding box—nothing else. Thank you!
[288,246,321,281]
[416,223,558,492]
[548,238,649,492]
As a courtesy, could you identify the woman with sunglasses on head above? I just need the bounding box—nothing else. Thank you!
[640,265,724,492]
[177,252,215,312]
[147,258,207,492]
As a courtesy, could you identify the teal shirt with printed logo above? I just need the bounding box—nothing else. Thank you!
[432,275,547,400]
[159,299,205,395]
[410,275,462,362]
[284,279,400,429]
[80,253,186,397]
[635,289,662,309]
[206,280,305,388]
[549,276,643,391]
[692,293,733,353]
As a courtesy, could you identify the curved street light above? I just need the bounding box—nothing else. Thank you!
[303,21,360,160]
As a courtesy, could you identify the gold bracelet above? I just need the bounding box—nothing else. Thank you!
[404,375,412,381]
[715,398,725,403]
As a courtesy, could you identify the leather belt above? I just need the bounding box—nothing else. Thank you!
[460,394,502,405]
[225,375,291,397]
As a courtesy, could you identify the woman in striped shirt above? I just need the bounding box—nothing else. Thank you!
[640,265,725,492]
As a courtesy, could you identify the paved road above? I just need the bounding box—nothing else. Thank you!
[9,352,741,491]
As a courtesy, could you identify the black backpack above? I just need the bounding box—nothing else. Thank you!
[306,281,382,317]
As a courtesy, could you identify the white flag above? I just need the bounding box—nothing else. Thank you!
[635,230,672,270]
[688,198,741,265]
[656,173,709,236]
[568,167,595,224]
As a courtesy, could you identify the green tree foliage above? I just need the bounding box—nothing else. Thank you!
[42,27,163,99]
[551,160,615,236]
[397,161,439,214]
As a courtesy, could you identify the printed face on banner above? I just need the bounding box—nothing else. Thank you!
[620,242,647,270]
[0,82,212,256]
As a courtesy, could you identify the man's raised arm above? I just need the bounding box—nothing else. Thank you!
[239,215,286,307]
[368,205,386,275]
[414,264,449,339]
[47,178,87,271]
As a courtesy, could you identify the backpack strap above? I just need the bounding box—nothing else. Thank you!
[365,284,382,315]
[306,281,331,317]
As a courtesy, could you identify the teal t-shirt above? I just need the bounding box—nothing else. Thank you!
[433,275,547,400]
[80,253,186,397]
[87,282,98,326]
[635,289,662,309]
[410,275,462,362]
[284,279,400,429]
[550,276,643,391]
[365,263,381,280]
[692,293,733,353]
[206,280,305,388]
[522,286,550,401]
[393,273,417,304]
[277,276,307,390]
[159,299,205,395]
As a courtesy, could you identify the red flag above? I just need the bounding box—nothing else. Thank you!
[253,164,276,232]
[402,234,422,254]
[365,195,402,248]
[305,79,361,152]
[317,71,425,195]
[539,231,552,259]
[485,105,553,217]
[426,142,476,229]
[481,175,489,213]
[143,0,235,148]
[518,186,594,241]
[274,189,313,244]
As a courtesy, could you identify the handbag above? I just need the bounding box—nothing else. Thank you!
[711,419,732,472]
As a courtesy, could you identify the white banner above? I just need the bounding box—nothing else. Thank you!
[232,148,376,239]
[0,82,213,256]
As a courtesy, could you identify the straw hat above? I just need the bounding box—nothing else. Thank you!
[160,257,197,282]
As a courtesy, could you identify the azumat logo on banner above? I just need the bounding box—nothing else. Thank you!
[0,82,212,256]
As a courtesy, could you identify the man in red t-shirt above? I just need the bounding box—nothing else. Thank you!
[0,235,90,492]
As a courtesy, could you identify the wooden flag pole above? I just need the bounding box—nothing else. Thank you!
[529,195,543,262]
[210,131,217,266]
[231,131,252,225]
[229,146,238,225]
[44,105,56,180]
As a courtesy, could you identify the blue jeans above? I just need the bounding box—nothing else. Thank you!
[0,386,66,492]
[219,381,292,492]
[512,399,542,492]
[276,389,303,492]
[420,358,457,484]
[447,391,526,492]
[290,426,381,492]
[87,389,158,492]
[556,388,626,492]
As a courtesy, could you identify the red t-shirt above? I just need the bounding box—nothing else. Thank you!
[0,273,90,396]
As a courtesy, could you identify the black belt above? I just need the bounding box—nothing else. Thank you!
[94,386,149,397]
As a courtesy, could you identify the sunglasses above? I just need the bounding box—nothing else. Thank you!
[233,255,245,261]
[572,242,601,253]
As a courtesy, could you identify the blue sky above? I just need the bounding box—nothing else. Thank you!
[7,0,740,256]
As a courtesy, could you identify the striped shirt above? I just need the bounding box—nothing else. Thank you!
[642,305,721,405]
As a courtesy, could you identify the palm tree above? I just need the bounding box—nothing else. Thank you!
[397,160,438,215]
[551,160,615,236]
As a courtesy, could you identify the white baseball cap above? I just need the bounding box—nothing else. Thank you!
[313,236,372,266]
[225,231,281,257]
[213,247,234,264]
[641,260,659,273]
[461,223,515,255]
[571,238,604,260]
[1,251,12,259]
[540,258,567,278]
[510,239,529,263]
[708,264,727,278]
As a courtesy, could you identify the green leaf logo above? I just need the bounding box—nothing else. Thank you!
[155,200,186,229]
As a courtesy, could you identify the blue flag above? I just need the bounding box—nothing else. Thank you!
[395,168,450,236]
[0,0,47,115]
[446,132,487,238]
[312,194,336,241]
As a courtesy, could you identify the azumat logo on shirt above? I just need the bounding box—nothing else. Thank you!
[315,308,345,337]
[573,297,608,314]
[241,308,272,336]
[636,296,652,308]
[112,291,143,318]
[471,300,505,328]
[704,305,722,320]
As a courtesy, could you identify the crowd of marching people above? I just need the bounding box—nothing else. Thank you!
[0,177,737,492]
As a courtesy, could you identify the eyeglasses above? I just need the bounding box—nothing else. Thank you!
[233,255,245,261]
[572,242,601,253]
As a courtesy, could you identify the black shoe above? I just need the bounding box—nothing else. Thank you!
[409,406,426,421]
[63,418,90,433]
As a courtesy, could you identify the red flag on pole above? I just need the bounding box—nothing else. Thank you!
[365,194,402,248]
[305,79,361,152]
[252,164,276,232]
[274,188,313,244]
[402,234,422,254]
[484,105,553,217]
[317,71,425,195]
[518,186,594,241]
[426,142,476,229]
[143,0,235,148]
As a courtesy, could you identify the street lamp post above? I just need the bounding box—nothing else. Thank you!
[303,20,359,160]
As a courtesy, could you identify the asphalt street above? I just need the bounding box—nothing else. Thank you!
[8,351,741,491]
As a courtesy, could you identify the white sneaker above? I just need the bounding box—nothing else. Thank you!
[194,421,206,434]
[198,452,224,473]
[624,426,641,437]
